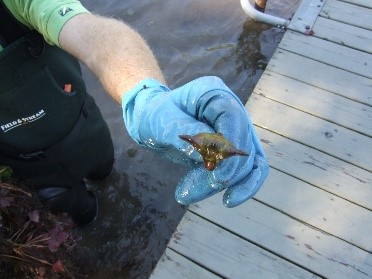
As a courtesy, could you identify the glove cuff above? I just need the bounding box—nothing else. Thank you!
[122,78,169,144]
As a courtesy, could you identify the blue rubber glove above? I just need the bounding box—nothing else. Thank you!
[122,76,269,207]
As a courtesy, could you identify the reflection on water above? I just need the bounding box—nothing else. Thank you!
[78,0,299,278]
[235,20,282,76]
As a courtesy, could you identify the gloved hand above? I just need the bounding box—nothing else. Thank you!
[122,76,269,207]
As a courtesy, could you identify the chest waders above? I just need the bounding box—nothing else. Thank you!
[0,3,114,225]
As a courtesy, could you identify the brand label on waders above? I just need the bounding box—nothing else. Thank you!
[1,109,46,133]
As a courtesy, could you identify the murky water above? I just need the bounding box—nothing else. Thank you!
[78,0,299,278]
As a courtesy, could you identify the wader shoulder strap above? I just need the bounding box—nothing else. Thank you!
[0,1,29,46]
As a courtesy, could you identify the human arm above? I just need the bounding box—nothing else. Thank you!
[59,13,165,103]
[3,0,164,103]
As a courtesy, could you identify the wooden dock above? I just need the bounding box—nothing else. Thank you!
[150,0,372,278]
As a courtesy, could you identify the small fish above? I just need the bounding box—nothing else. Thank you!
[179,132,249,171]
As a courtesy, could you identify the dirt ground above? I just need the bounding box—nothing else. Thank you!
[0,177,95,279]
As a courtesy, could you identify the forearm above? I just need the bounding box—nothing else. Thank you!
[59,13,165,103]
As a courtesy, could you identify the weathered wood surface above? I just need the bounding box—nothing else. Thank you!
[341,0,372,9]
[255,168,372,251]
[279,30,372,78]
[321,0,372,30]
[248,93,372,171]
[151,248,222,279]
[265,50,372,106]
[150,0,372,278]
[167,212,321,279]
[313,17,372,53]
[189,193,372,279]
[255,126,372,210]
[254,72,372,136]
[288,0,325,33]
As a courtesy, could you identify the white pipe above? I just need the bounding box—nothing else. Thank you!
[240,0,290,27]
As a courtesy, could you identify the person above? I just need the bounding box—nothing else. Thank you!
[0,0,269,225]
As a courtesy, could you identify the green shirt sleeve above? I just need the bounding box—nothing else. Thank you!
[3,0,89,47]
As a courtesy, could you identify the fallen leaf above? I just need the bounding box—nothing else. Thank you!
[0,195,12,208]
[28,210,40,223]
[52,260,65,273]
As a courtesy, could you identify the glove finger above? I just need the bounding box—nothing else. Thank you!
[251,123,267,159]
[222,153,269,208]
[174,141,255,206]
[175,165,222,205]
[207,143,255,191]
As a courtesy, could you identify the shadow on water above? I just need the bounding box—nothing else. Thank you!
[80,166,187,278]
[235,20,277,77]
[76,0,296,278]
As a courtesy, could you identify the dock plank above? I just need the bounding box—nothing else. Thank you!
[151,248,222,279]
[341,0,372,9]
[279,30,372,78]
[313,17,372,53]
[321,0,372,30]
[168,212,320,279]
[255,168,372,251]
[254,71,372,136]
[189,194,372,279]
[266,49,372,105]
[247,93,372,171]
[255,126,372,210]
[288,0,325,33]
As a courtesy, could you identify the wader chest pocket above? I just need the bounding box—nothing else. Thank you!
[0,66,84,156]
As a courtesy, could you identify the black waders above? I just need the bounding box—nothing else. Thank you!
[0,3,114,225]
